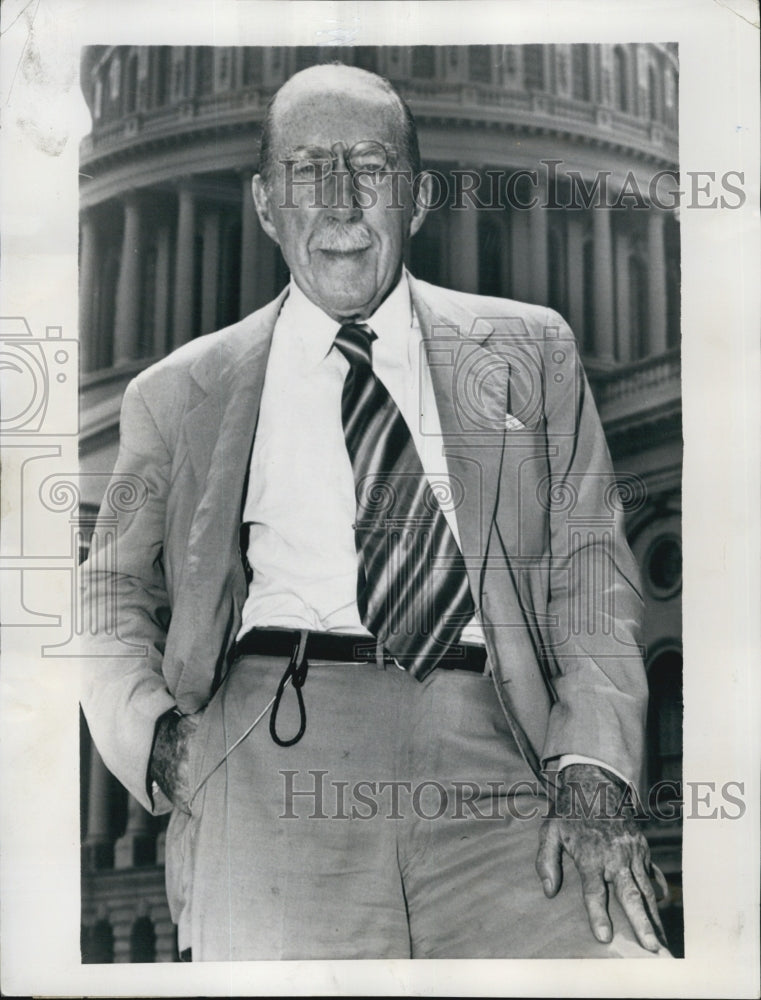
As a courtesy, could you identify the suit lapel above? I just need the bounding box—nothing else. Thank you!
[171,293,286,706]
[410,278,510,599]
[180,292,287,490]
[409,279,553,779]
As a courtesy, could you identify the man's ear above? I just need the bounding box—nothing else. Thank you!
[409,170,434,239]
[251,174,280,244]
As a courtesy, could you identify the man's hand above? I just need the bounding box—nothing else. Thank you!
[536,763,669,953]
[149,709,201,813]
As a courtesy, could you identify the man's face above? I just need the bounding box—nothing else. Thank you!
[252,82,430,321]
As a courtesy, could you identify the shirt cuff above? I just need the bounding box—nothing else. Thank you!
[550,753,632,789]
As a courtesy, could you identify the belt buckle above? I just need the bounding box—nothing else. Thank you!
[349,638,377,663]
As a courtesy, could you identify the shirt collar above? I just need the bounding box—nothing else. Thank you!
[284,268,416,371]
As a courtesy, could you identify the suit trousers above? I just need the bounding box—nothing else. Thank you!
[168,654,658,961]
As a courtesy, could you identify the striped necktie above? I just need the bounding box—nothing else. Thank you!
[333,322,476,680]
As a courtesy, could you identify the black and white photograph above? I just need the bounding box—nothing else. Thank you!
[0,1,758,996]
[77,39,684,964]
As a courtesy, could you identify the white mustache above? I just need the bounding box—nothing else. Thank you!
[310,221,373,252]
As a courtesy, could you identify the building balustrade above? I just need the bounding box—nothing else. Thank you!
[83,88,677,167]
[81,45,678,172]
[593,348,681,443]
[595,348,681,403]
[81,864,179,963]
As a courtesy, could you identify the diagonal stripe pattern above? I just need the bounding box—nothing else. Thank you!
[334,322,475,680]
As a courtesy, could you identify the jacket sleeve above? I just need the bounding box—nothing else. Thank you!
[80,378,176,814]
[537,310,649,797]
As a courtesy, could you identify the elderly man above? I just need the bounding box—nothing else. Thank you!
[82,62,668,960]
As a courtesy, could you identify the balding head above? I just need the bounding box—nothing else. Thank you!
[249,61,432,321]
[258,62,421,184]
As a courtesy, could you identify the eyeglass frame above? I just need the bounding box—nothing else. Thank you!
[279,140,405,182]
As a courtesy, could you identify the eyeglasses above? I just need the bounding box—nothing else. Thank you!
[282,140,401,181]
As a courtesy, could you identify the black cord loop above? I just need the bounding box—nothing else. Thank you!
[269,631,310,747]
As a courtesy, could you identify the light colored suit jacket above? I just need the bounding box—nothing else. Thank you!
[81,276,648,817]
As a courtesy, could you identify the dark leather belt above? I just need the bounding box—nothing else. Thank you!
[233,627,488,674]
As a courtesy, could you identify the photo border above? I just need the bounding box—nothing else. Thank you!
[1,1,759,996]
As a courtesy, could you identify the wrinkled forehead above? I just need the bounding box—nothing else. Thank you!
[271,81,405,154]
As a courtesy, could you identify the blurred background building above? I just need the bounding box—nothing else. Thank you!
[77,43,682,962]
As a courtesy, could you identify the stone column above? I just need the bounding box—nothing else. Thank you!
[153,912,179,963]
[113,194,142,364]
[592,205,615,361]
[78,210,98,374]
[155,815,168,866]
[566,212,585,338]
[258,240,281,308]
[82,747,114,870]
[499,217,512,296]
[114,794,155,869]
[186,47,197,94]
[239,171,260,316]
[448,191,479,294]
[528,176,548,305]
[647,207,668,355]
[615,229,632,361]
[173,183,196,347]
[510,208,531,302]
[112,914,132,964]
[201,210,220,334]
[153,225,171,357]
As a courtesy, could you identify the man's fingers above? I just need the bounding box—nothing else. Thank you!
[536,814,670,955]
[535,820,563,897]
[650,861,670,902]
[579,868,613,944]
[631,855,668,944]
[173,711,203,811]
[613,870,660,952]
